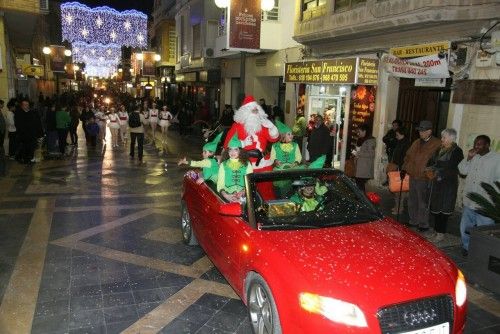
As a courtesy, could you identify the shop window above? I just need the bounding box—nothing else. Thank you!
[302,0,326,21]
[334,0,367,12]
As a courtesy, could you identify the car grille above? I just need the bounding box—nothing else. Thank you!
[377,295,454,333]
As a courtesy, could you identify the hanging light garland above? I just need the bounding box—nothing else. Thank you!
[72,42,121,65]
[85,64,117,78]
[61,2,148,48]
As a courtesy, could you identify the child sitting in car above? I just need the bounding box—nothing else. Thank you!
[289,156,328,212]
[271,120,302,169]
[217,134,253,203]
[178,132,222,185]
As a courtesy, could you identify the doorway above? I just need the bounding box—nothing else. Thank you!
[396,78,451,141]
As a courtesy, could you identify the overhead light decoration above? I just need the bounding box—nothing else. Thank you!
[72,42,121,65]
[214,0,229,8]
[61,2,147,48]
[261,0,275,11]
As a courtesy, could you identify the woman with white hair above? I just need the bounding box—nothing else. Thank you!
[425,128,464,243]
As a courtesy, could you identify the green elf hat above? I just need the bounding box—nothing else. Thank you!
[308,155,326,169]
[227,134,242,149]
[275,120,292,134]
[203,132,223,152]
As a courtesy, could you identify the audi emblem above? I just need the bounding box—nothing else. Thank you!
[403,308,438,326]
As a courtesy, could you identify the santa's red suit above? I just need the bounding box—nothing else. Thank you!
[223,96,279,199]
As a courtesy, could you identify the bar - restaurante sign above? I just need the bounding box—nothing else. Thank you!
[285,58,378,85]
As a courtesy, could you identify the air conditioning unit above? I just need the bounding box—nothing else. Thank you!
[203,47,214,58]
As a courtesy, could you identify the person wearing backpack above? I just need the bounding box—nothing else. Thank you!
[129,107,146,163]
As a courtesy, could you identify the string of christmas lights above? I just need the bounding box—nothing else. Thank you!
[61,2,147,48]
[85,64,117,78]
[72,42,121,65]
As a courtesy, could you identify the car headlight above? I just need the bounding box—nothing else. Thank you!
[299,292,368,327]
[455,270,467,307]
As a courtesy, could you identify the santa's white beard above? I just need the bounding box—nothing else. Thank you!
[234,102,267,135]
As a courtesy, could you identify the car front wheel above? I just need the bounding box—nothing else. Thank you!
[180,200,198,245]
[247,273,282,334]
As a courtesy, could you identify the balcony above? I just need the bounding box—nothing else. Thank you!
[294,0,500,57]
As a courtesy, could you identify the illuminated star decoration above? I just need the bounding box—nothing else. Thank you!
[61,2,147,47]
[81,27,89,38]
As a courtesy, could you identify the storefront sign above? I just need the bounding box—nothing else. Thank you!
[414,78,446,87]
[285,58,378,85]
[346,85,377,157]
[382,54,449,79]
[390,41,450,58]
[285,61,323,83]
[65,63,75,79]
[228,0,261,51]
[321,58,356,84]
[142,51,156,77]
[356,58,379,85]
[23,65,44,77]
[176,72,198,82]
[50,45,66,73]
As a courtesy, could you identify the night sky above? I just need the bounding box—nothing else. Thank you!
[61,0,154,16]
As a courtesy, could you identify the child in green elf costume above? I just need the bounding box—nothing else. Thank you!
[217,134,253,203]
[290,155,328,212]
[270,120,302,169]
[178,132,223,185]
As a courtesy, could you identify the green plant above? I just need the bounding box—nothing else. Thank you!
[466,181,500,224]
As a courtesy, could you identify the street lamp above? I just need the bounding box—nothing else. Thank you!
[42,46,52,55]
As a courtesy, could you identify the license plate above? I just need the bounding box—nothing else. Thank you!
[400,322,449,334]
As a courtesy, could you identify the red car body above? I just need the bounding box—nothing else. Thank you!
[181,170,467,334]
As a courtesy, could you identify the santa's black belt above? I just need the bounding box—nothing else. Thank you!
[246,149,263,166]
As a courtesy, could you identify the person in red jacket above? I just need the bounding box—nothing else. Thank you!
[223,95,279,199]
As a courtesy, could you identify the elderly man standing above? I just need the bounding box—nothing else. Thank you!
[458,135,500,255]
[402,120,441,232]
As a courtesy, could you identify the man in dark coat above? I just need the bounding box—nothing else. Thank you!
[383,119,402,159]
[15,99,43,164]
[307,114,332,165]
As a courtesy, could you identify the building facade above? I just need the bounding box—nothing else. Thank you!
[291,0,500,183]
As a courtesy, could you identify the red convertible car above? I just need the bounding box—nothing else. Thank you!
[180,169,467,334]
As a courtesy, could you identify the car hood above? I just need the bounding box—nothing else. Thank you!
[260,218,457,308]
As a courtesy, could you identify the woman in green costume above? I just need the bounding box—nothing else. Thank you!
[217,134,253,203]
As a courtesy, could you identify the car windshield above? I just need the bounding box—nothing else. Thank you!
[249,170,382,230]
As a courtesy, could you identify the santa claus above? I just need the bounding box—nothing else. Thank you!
[223,95,279,198]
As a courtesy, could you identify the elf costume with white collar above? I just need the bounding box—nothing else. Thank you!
[270,121,302,168]
[188,132,223,183]
[217,135,253,194]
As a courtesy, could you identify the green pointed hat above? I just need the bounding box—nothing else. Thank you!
[227,134,242,149]
[203,132,223,152]
[275,120,292,134]
[308,155,326,169]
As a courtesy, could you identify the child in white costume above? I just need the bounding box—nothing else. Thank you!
[118,105,129,145]
[149,102,159,142]
[159,106,173,144]
[95,106,107,142]
[107,107,120,148]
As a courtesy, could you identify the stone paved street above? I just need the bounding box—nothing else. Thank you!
[0,129,499,333]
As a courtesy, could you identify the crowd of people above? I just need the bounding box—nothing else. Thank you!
[1,91,498,256]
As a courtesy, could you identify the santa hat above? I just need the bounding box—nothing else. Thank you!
[242,95,256,106]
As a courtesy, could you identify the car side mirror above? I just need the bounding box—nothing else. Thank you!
[366,192,381,205]
[219,202,242,216]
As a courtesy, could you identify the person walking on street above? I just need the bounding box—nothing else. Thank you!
[458,135,500,255]
[402,120,441,232]
[129,107,146,163]
[5,100,17,159]
[55,103,71,156]
[426,129,464,243]
[353,124,376,192]
[69,104,80,146]
[15,99,43,164]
